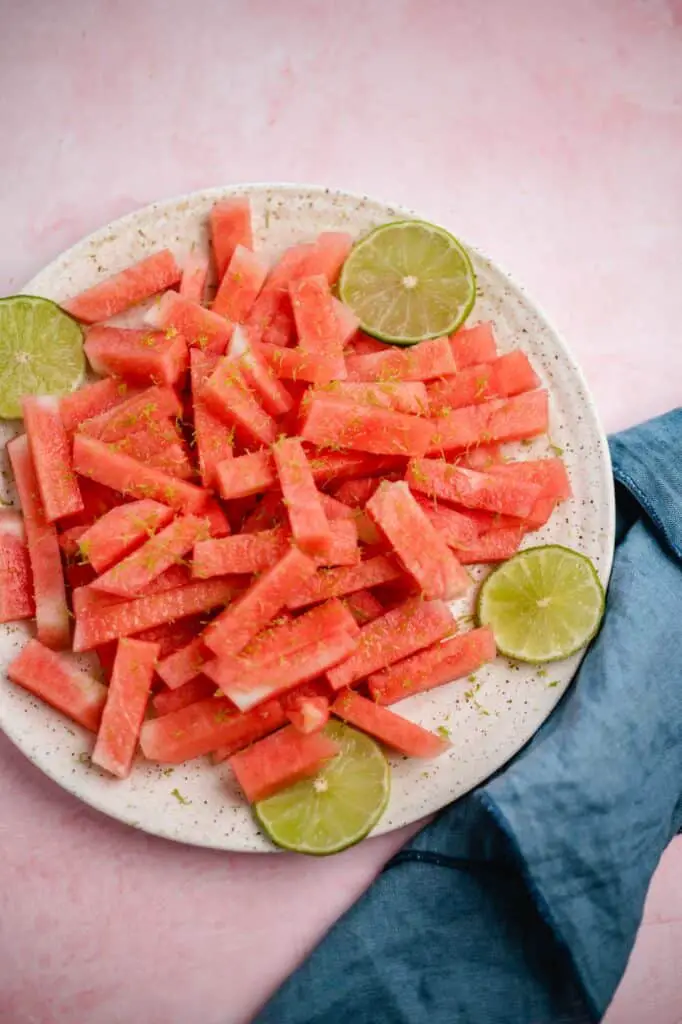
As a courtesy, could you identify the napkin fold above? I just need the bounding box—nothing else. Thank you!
[255,409,682,1024]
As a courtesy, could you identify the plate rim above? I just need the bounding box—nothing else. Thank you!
[1,181,615,853]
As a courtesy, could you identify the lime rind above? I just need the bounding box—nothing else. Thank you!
[476,544,605,664]
[254,721,390,855]
[339,220,476,346]
[0,295,85,419]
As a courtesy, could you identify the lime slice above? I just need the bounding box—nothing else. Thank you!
[338,220,476,346]
[476,544,605,663]
[0,295,85,418]
[255,721,390,855]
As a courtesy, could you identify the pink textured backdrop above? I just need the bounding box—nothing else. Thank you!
[1,1,681,1021]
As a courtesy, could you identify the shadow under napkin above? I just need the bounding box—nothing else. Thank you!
[255,409,682,1024]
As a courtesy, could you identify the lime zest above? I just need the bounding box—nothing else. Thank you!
[171,787,191,805]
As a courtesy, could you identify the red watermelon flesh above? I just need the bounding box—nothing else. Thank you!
[92,638,158,778]
[285,691,330,734]
[427,351,540,413]
[204,600,358,686]
[487,458,572,501]
[58,524,88,558]
[346,336,456,383]
[228,725,341,803]
[299,232,353,284]
[318,492,355,522]
[7,435,70,649]
[213,245,268,321]
[72,434,208,514]
[203,357,277,448]
[203,498,231,538]
[110,430,194,481]
[368,627,496,705]
[216,450,275,501]
[290,275,345,358]
[140,697,285,764]
[156,635,210,691]
[0,511,34,622]
[258,342,346,386]
[326,597,455,690]
[8,639,107,731]
[147,291,232,355]
[344,331,386,356]
[272,437,333,558]
[342,588,384,626]
[190,349,235,489]
[227,325,293,417]
[331,689,449,758]
[84,326,188,388]
[453,526,525,564]
[449,322,497,368]
[240,491,286,533]
[412,494,479,549]
[90,514,209,599]
[152,675,219,717]
[73,578,239,651]
[193,519,358,579]
[203,547,318,660]
[428,391,549,453]
[60,378,132,435]
[136,614,204,659]
[77,499,174,573]
[331,297,360,347]
[63,249,181,324]
[23,395,83,523]
[210,197,253,281]
[79,385,182,443]
[244,245,313,344]
[407,459,543,518]
[313,381,429,417]
[450,444,504,472]
[261,297,295,347]
[210,629,357,711]
[366,480,470,600]
[179,251,209,304]
[301,394,433,458]
[286,555,403,610]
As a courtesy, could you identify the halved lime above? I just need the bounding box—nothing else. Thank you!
[476,545,605,663]
[254,721,390,855]
[0,295,85,418]
[338,219,476,346]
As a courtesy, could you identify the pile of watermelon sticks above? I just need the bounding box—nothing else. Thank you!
[0,196,570,805]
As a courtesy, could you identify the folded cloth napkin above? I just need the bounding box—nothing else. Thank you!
[255,409,682,1024]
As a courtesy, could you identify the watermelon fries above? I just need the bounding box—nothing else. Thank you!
[1,196,572,829]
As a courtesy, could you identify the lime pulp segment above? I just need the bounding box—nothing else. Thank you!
[255,721,390,855]
[0,295,85,419]
[338,219,476,346]
[476,544,605,663]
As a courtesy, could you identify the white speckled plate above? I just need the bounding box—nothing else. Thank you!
[0,185,615,852]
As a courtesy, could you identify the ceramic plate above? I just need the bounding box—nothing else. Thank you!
[0,185,615,852]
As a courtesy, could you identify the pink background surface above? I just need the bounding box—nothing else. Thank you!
[1,1,681,1021]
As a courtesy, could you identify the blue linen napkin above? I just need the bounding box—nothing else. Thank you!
[255,409,682,1024]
